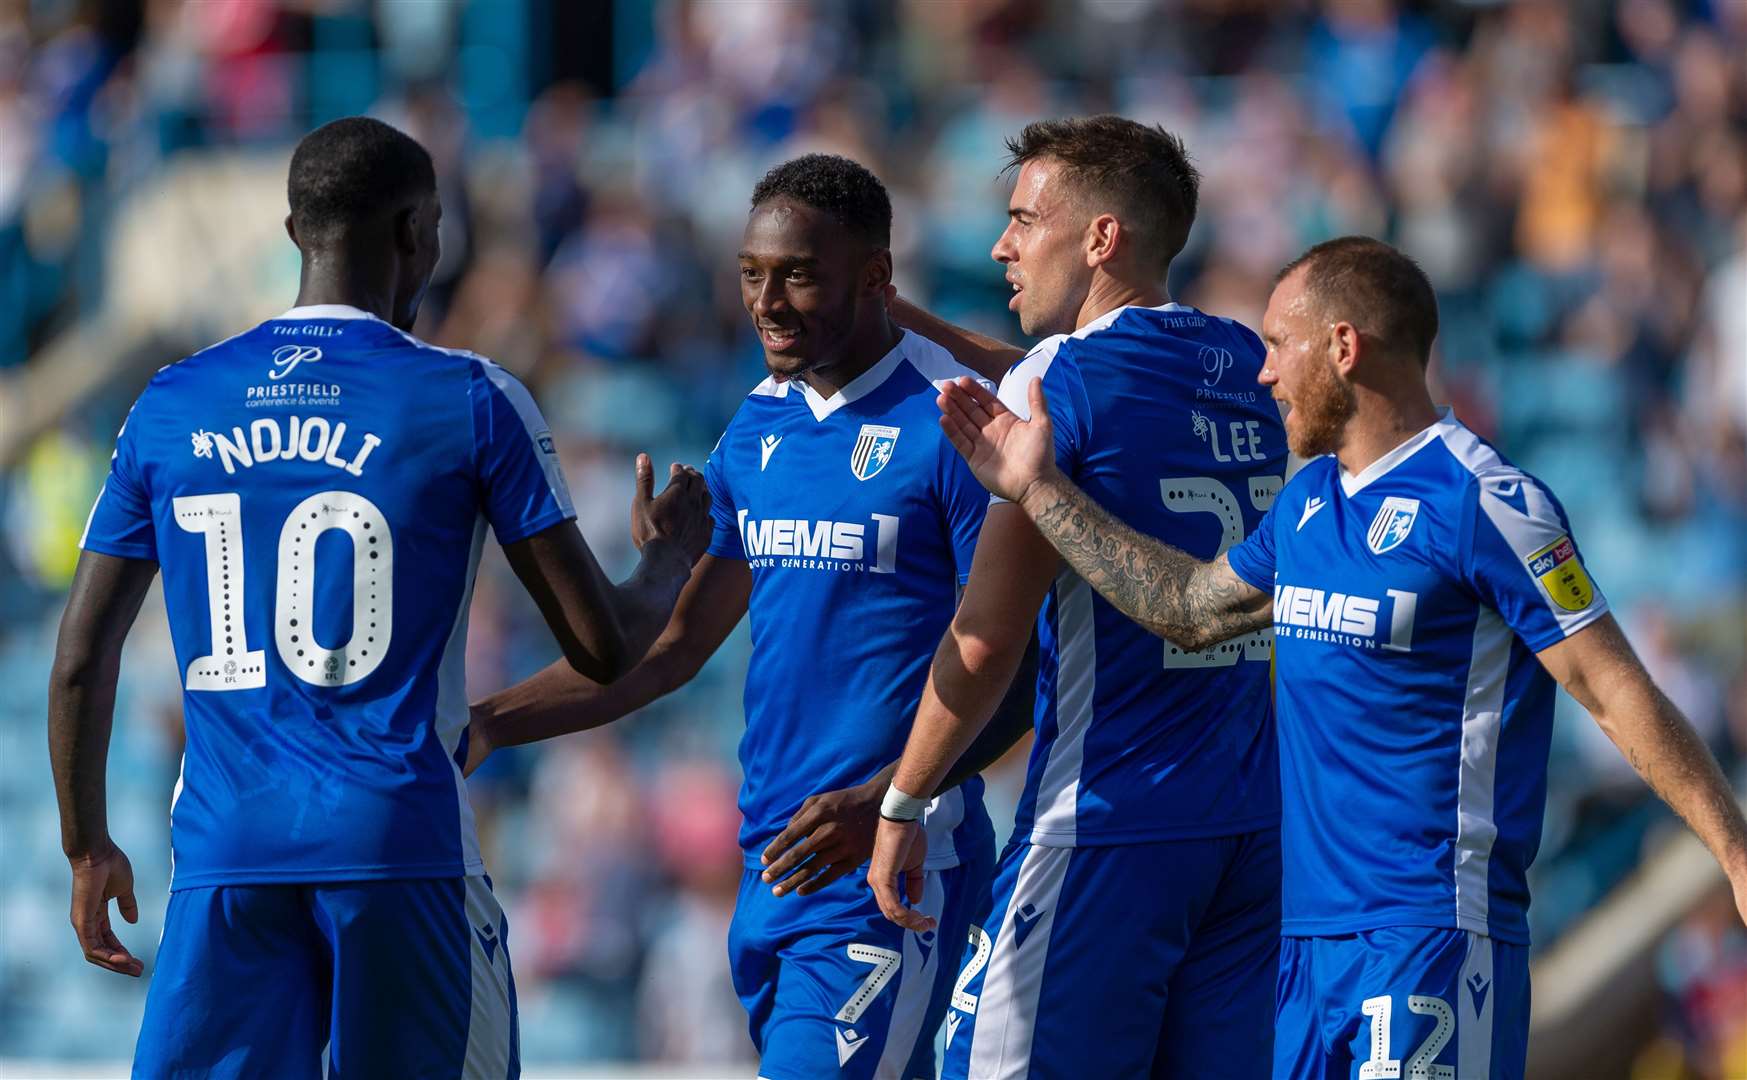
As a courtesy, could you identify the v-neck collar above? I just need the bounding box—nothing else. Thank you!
[1337,408,1455,498]
[273,304,381,322]
[796,332,911,422]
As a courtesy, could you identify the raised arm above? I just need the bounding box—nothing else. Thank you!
[1536,615,1747,925]
[891,295,1025,382]
[465,553,751,769]
[49,550,160,977]
[938,375,1272,650]
[500,455,710,684]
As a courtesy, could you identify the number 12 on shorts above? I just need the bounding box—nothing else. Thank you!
[1359,994,1455,1080]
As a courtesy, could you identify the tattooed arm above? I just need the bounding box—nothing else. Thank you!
[935,373,1272,651]
[1019,477,1272,651]
[1537,615,1747,927]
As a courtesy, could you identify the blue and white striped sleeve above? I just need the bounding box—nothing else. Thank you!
[1465,472,1609,652]
[990,336,1089,504]
[81,389,158,561]
[470,358,577,545]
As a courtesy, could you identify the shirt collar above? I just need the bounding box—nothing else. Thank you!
[273,304,381,322]
[1337,407,1457,497]
[797,332,912,422]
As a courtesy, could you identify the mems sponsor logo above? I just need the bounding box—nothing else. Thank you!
[737,510,899,574]
[1273,582,1418,652]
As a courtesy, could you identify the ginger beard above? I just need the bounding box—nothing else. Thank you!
[1282,347,1357,459]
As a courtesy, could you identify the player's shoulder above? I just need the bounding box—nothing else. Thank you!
[1001,331,1078,394]
[727,372,795,428]
[1426,412,1570,530]
[711,371,793,451]
[895,330,995,392]
[127,318,277,411]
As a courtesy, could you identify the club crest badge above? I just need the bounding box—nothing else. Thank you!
[851,424,899,481]
[1366,497,1421,555]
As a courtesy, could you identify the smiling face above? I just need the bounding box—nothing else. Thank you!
[990,157,1096,338]
[739,196,882,380]
[1259,265,1357,458]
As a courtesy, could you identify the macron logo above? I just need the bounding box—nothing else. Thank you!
[1297,497,1326,531]
[835,1026,868,1066]
[474,923,500,966]
[1466,971,1491,1017]
[945,1012,964,1047]
[1011,903,1044,949]
[760,434,783,471]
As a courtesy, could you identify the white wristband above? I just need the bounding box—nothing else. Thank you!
[880,783,929,823]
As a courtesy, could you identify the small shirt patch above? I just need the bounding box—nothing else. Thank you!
[1527,535,1594,612]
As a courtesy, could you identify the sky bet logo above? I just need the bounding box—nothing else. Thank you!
[737,509,899,573]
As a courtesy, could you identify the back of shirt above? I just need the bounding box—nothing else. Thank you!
[81,304,575,889]
[999,304,1285,847]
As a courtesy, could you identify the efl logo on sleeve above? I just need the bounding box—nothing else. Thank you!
[1527,536,1595,611]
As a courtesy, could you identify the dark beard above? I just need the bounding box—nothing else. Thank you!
[1287,354,1356,458]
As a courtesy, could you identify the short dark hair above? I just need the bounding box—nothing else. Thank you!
[750,153,892,249]
[1004,115,1200,273]
[288,117,436,238]
[1276,236,1440,365]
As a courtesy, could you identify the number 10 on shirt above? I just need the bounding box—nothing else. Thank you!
[172,490,393,691]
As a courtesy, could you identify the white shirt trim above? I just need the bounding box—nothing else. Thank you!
[273,304,382,322]
[1337,407,1456,498]
[796,333,911,422]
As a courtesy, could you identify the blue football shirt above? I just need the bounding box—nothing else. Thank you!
[1226,409,1609,944]
[997,303,1286,846]
[704,331,995,870]
[81,304,575,888]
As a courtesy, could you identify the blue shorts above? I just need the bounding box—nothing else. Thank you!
[134,877,517,1079]
[729,843,993,1080]
[944,829,1281,1079]
[1275,928,1529,1080]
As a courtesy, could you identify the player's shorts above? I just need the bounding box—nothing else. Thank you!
[943,828,1281,1080]
[1274,927,1529,1080]
[133,876,517,1079]
[729,841,994,1080]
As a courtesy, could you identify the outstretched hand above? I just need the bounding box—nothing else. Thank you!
[67,843,143,977]
[936,376,1058,504]
[631,453,711,565]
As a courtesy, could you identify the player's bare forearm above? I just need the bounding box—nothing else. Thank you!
[609,537,697,667]
[1017,474,1271,651]
[1543,618,1747,884]
[468,656,668,753]
[890,295,1024,381]
[892,624,1030,799]
[470,554,748,759]
[852,631,1035,805]
[48,553,158,857]
[939,627,1038,792]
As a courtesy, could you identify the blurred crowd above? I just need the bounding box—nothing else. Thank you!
[1,0,1744,1071]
